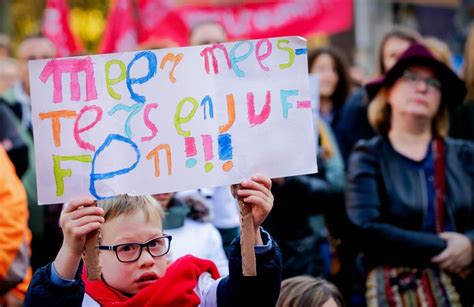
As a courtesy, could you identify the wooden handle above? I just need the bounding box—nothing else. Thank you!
[234,184,257,276]
[83,227,102,280]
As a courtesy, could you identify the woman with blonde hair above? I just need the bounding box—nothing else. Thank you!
[347,43,473,306]
[337,26,421,164]
[277,276,344,307]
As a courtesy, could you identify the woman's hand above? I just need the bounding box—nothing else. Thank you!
[232,175,274,244]
[431,232,473,274]
[54,197,104,279]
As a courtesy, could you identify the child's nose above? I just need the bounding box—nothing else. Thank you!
[137,249,155,267]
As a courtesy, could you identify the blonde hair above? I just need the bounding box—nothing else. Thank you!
[276,276,344,307]
[464,23,474,101]
[17,35,56,58]
[368,87,449,138]
[97,195,164,225]
[136,37,179,51]
[377,26,421,73]
[423,37,452,68]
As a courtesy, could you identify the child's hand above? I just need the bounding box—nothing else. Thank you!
[60,197,104,255]
[54,197,104,279]
[234,175,273,244]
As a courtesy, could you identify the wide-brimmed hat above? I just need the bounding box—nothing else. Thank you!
[365,43,466,110]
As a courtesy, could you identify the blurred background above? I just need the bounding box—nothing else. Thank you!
[1,0,472,76]
[1,2,474,306]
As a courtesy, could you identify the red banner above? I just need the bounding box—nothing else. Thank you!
[101,0,353,53]
[42,0,83,57]
[99,0,141,53]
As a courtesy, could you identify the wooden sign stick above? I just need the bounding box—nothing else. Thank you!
[233,184,257,276]
[82,202,102,280]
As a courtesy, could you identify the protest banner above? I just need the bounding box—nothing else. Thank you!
[29,36,317,205]
[100,0,353,52]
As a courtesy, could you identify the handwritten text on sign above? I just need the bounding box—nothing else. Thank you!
[29,36,317,204]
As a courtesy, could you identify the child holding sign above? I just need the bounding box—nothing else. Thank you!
[24,175,282,306]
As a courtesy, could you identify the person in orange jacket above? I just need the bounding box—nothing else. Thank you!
[0,145,32,306]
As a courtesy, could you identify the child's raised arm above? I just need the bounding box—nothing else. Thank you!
[214,175,281,306]
[54,198,104,280]
[233,175,273,245]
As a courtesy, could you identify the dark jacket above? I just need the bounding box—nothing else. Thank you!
[346,136,474,268]
[24,229,282,307]
[0,103,29,177]
[335,88,375,166]
[449,101,474,141]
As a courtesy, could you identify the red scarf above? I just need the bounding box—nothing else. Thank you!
[83,255,220,307]
[433,138,446,233]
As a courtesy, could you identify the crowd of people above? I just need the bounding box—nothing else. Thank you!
[0,18,473,307]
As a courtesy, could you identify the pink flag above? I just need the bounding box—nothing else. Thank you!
[99,0,140,53]
[42,0,83,57]
[100,0,353,51]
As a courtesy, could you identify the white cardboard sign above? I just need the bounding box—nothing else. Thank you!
[29,36,317,204]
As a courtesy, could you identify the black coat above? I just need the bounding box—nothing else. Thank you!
[0,103,29,177]
[334,88,375,166]
[450,102,474,141]
[346,136,474,268]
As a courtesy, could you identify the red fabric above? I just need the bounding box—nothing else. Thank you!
[83,255,220,307]
[420,270,436,307]
[383,267,396,306]
[433,138,446,233]
[99,0,141,53]
[42,0,83,57]
[100,0,353,52]
[134,0,185,46]
[172,0,353,42]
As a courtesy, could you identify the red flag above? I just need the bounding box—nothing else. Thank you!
[174,0,353,41]
[100,0,353,51]
[137,0,186,46]
[100,0,140,53]
[42,0,83,57]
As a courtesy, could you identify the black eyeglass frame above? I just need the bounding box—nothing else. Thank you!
[97,235,172,263]
[401,70,442,92]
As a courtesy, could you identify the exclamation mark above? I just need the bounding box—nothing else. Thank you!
[201,134,214,173]
[218,133,233,172]
[184,137,197,168]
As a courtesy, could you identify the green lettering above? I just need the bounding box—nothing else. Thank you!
[174,97,198,137]
[105,60,126,100]
[53,154,92,196]
[277,39,295,69]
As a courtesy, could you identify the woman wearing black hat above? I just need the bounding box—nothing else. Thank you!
[346,43,474,306]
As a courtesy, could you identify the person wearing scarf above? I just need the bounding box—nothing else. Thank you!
[24,176,282,306]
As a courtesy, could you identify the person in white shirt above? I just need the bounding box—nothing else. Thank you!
[153,192,229,276]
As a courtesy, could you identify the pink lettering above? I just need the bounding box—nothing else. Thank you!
[73,105,103,151]
[39,57,98,103]
[201,135,213,161]
[247,91,271,127]
[185,137,197,157]
[255,39,272,71]
[141,103,159,142]
[296,100,311,109]
[200,44,231,74]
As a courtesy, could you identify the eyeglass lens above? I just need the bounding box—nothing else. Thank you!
[116,237,170,262]
[403,71,441,91]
